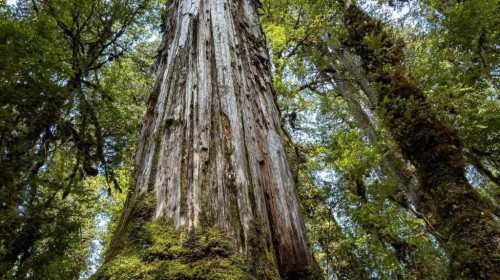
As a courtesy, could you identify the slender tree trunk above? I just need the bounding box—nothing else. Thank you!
[98,1,318,279]
[321,54,419,207]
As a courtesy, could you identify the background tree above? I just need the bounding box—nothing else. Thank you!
[261,0,499,278]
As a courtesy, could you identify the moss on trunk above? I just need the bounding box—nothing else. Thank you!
[336,1,500,278]
[96,192,322,280]
[95,224,260,279]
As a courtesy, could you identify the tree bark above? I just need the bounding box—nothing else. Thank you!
[101,0,317,279]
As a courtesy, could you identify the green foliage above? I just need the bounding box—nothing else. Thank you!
[0,0,159,277]
[402,0,500,201]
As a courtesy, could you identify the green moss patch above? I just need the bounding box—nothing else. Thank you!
[93,217,256,280]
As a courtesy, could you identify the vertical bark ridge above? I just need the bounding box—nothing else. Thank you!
[127,0,316,276]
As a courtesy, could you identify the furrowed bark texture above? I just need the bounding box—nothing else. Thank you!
[128,0,315,277]
[337,1,500,279]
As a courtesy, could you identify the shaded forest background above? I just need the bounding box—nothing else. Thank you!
[0,0,498,279]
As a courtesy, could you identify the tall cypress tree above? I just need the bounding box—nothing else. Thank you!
[96,1,319,279]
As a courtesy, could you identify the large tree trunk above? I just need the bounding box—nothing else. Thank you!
[335,1,500,279]
[98,0,318,279]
